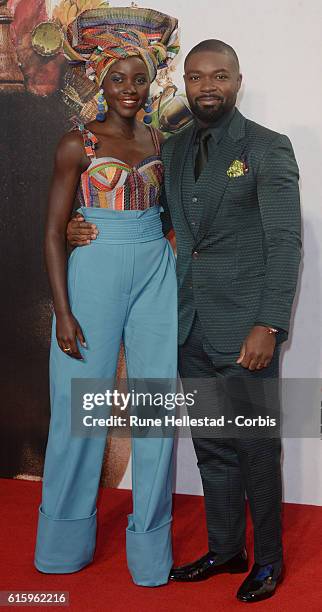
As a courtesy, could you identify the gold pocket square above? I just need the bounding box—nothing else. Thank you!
[227,159,248,178]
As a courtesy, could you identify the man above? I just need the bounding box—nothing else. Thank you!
[67,40,301,602]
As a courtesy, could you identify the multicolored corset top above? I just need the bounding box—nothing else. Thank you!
[77,124,164,210]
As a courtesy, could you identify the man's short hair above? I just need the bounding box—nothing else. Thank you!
[184,39,240,72]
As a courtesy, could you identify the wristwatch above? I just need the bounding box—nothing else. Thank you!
[266,326,279,335]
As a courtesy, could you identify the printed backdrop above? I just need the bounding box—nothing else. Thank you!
[1,0,321,504]
[0,0,185,487]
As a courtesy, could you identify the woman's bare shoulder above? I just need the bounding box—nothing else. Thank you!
[154,127,166,145]
[59,129,84,150]
[55,129,84,166]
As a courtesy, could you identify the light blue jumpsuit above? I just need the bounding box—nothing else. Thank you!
[34,126,178,586]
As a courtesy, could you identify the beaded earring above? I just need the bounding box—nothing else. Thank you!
[143,95,153,124]
[96,88,107,122]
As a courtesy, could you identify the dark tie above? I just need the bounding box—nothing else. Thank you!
[194,129,212,181]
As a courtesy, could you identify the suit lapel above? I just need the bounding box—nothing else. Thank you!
[169,123,195,242]
[194,110,247,248]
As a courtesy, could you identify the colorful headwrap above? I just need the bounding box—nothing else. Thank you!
[85,28,164,85]
[64,7,180,86]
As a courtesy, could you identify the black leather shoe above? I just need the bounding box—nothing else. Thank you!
[237,562,283,602]
[169,548,248,582]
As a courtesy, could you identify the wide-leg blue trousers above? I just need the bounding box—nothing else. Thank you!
[34,206,178,586]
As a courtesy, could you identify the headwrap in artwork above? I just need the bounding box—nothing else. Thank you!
[63,7,180,85]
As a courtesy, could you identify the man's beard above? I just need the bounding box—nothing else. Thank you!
[189,98,227,124]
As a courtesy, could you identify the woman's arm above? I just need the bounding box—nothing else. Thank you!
[45,131,86,359]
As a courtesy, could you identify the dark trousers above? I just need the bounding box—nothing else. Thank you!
[178,314,283,566]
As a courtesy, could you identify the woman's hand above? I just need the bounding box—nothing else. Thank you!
[56,312,86,360]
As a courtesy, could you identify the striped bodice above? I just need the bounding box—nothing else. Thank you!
[77,124,164,210]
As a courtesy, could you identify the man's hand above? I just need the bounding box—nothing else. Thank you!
[67,213,98,246]
[236,325,277,370]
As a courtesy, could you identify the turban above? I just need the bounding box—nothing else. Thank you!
[64,7,180,86]
[84,29,164,85]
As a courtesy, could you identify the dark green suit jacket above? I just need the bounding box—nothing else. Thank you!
[160,109,302,352]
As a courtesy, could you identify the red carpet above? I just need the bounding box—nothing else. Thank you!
[0,479,321,611]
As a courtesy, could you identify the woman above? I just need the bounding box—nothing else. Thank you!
[34,11,179,587]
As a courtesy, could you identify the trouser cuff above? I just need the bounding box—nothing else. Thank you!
[34,505,97,574]
[126,514,172,586]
